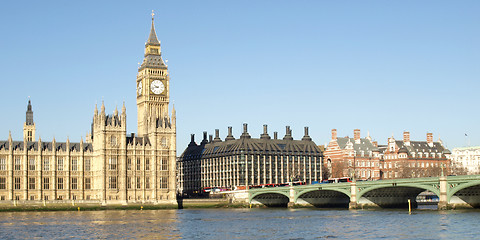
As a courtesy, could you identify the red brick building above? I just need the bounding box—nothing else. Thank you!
[324,129,451,180]
[324,129,381,180]
[380,132,451,179]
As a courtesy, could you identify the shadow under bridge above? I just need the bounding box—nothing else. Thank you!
[250,192,290,207]
[296,189,351,208]
[358,186,428,208]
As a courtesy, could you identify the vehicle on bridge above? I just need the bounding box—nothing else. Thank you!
[249,181,306,189]
[320,177,352,183]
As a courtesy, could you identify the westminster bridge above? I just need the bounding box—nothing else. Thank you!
[248,175,480,209]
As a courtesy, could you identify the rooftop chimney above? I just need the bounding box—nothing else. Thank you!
[403,131,410,145]
[274,131,278,140]
[331,129,337,140]
[427,132,433,146]
[302,126,312,141]
[240,123,251,139]
[213,129,222,142]
[260,124,271,139]
[225,126,235,141]
[283,126,293,140]
[209,134,213,143]
[201,131,208,144]
[354,129,360,143]
[188,134,197,147]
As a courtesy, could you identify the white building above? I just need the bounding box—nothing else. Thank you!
[451,146,480,174]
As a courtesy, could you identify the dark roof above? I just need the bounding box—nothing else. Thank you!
[0,141,92,152]
[105,115,122,126]
[126,135,151,147]
[179,136,323,161]
[336,137,379,156]
[395,140,449,158]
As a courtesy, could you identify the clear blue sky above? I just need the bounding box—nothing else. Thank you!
[0,1,479,153]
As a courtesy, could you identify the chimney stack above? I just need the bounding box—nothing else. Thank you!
[201,131,208,144]
[331,129,337,140]
[274,132,278,140]
[403,131,410,145]
[354,129,361,144]
[240,123,251,139]
[225,126,235,141]
[260,124,271,139]
[427,132,433,146]
[209,135,213,143]
[213,129,222,142]
[283,126,293,140]
[302,127,312,141]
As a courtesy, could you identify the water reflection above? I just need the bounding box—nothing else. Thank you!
[1,209,480,239]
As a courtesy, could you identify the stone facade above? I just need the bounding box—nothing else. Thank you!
[0,15,177,205]
[451,146,480,174]
[178,124,323,195]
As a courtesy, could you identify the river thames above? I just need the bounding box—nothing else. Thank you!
[1,208,479,239]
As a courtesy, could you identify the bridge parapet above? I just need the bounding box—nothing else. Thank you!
[248,175,480,209]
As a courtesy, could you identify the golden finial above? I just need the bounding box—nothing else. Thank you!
[151,10,155,21]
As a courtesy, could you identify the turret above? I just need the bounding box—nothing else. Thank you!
[23,99,36,142]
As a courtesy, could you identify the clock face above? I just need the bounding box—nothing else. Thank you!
[150,80,164,94]
[137,81,142,96]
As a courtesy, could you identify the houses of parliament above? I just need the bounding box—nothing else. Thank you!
[0,15,177,205]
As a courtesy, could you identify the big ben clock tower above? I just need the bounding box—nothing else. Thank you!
[137,11,171,136]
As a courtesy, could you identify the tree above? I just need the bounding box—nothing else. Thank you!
[397,160,415,179]
[331,159,347,178]
[450,162,468,176]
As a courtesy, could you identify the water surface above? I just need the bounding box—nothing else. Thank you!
[0,208,479,239]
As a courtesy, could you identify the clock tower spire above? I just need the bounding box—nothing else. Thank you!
[136,11,170,136]
[23,99,36,142]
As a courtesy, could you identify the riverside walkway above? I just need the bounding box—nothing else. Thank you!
[248,175,480,209]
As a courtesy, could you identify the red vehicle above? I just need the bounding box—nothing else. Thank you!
[322,177,352,183]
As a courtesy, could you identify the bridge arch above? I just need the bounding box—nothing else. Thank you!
[295,188,350,208]
[356,183,440,208]
[447,180,480,200]
[357,183,440,199]
[249,190,290,207]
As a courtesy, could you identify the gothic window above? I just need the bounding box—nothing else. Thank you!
[145,158,150,170]
[127,177,131,189]
[127,158,132,170]
[136,177,141,189]
[162,157,168,171]
[29,177,35,189]
[109,157,117,170]
[57,178,64,190]
[85,178,91,190]
[14,177,20,189]
[71,177,78,190]
[111,136,116,146]
[71,157,78,171]
[109,176,117,189]
[43,158,50,171]
[84,158,91,171]
[160,176,167,189]
[29,158,35,171]
[43,177,50,190]
[145,177,150,189]
[136,158,141,171]
[57,158,64,171]
[0,177,5,189]
[161,137,167,148]
[0,158,5,170]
